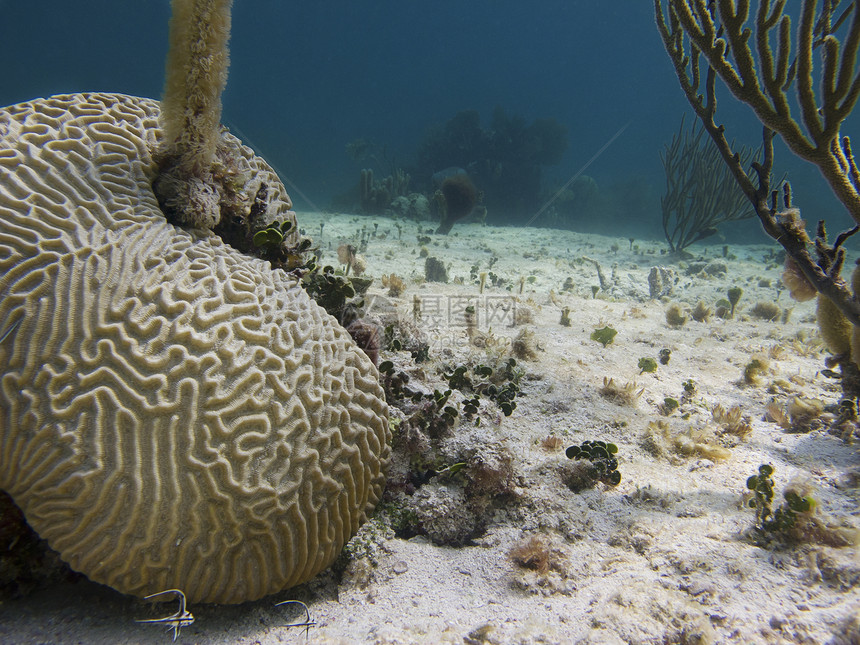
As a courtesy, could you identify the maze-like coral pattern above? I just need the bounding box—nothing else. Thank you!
[0,93,390,603]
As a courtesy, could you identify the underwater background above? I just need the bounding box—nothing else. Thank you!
[1,0,857,245]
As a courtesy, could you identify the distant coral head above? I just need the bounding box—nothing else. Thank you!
[437,174,478,235]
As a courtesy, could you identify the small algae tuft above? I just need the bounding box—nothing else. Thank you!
[564,440,621,487]
[744,464,838,547]
[508,534,566,576]
[749,301,781,321]
[599,377,644,406]
[642,420,732,462]
[591,325,617,347]
[559,307,572,327]
[742,355,770,386]
[252,219,293,256]
[727,286,743,317]
[690,301,712,323]
[712,404,753,438]
[665,302,687,328]
[512,328,539,360]
[381,273,406,297]
[659,396,680,415]
[638,357,658,374]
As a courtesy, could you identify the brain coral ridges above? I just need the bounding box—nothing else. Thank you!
[0,92,390,603]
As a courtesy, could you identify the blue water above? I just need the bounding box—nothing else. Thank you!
[1,1,856,243]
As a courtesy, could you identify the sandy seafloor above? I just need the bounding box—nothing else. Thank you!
[1,212,859,645]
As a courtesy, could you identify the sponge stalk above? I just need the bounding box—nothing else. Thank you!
[161,0,233,174]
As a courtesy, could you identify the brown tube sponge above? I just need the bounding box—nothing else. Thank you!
[781,256,817,302]
[851,262,860,367]
[817,294,852,356]
[0,93,390,604]
[160,0,232,172]
[154,0,234,229]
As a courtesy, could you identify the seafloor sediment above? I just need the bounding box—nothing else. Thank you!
[1,213,858,645]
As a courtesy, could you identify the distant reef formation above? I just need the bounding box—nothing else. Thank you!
[414,107,568,223]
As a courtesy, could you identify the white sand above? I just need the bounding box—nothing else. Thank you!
[1,214,858,644]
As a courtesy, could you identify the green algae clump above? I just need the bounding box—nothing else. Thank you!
[591,326,617,347]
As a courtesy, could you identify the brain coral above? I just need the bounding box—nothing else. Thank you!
[0,92,390,603]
